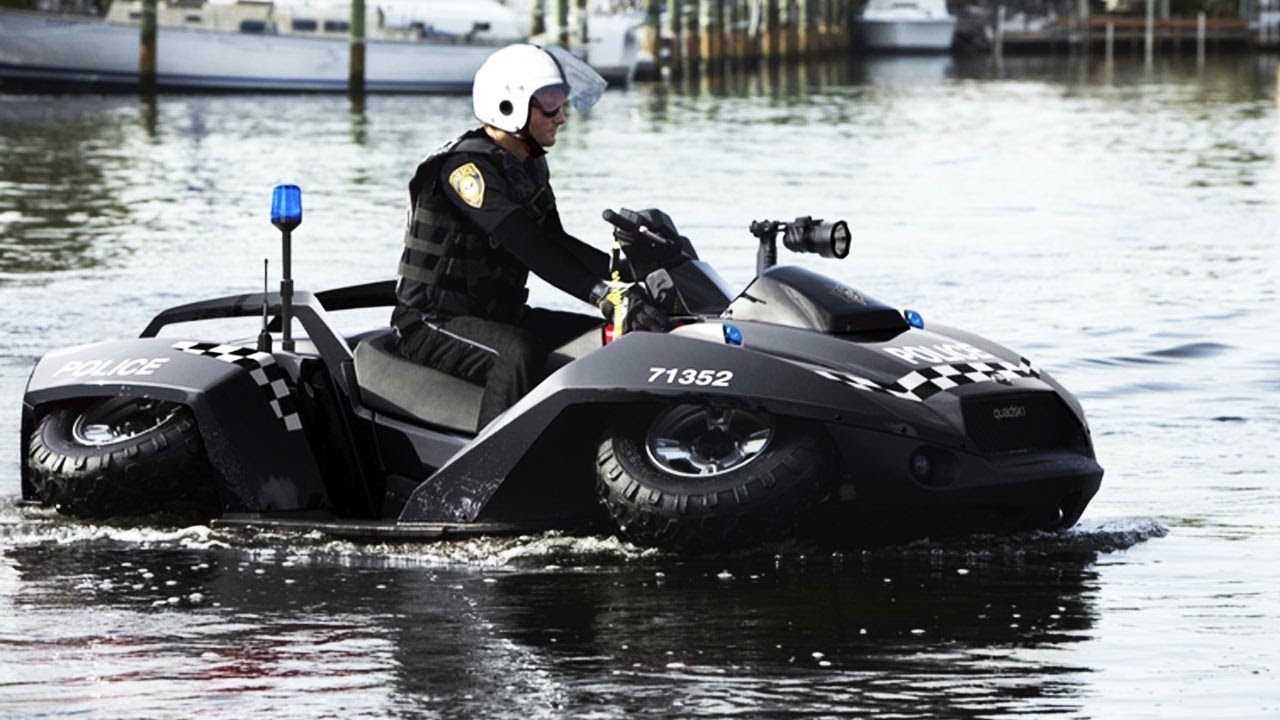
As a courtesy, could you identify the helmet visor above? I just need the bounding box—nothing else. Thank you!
[542,44,607,116]
[531,84,569,115]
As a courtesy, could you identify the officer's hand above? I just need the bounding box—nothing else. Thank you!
[624,291,670,333]
[596,284,670,333]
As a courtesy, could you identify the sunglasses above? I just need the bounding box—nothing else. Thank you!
[531,99,566,119]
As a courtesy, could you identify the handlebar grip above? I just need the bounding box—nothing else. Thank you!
[602,208,643,235]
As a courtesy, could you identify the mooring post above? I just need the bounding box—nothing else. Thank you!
[1152,0,1162,61]
[349,0,366,96]
[1106,21,1115,64]
[640,0,660,69]
[1197,10,1206,65]
[700,0,723,72]
[685,0,701,72]
[779,0,794,58]
[530,0,546,37]
[555,0,570,46]
[763,0,779,62]
[669,0,683,75]
[994,4,1004,57]
[139,0,157,94]
[1078,0,1090,52]
[575,0,589,53]
[798,0,812,56]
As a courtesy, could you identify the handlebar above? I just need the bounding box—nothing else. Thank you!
[601,209,675,247]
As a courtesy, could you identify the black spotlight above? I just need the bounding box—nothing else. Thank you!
[782,216,851,259]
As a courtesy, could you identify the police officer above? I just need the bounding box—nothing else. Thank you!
[392,44,665,427]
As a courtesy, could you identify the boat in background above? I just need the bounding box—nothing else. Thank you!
[580,11,640,85]
[0,0,522,92]
[858,0,957,52]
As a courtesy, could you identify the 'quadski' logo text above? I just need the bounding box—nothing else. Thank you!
[992,405,1028,421]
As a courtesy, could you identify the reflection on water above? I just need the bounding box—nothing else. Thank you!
[0,515,1165,719]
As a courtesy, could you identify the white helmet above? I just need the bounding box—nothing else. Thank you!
[472,44,607,134]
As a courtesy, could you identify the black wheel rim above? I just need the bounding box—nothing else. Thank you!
[644,405,774,477]
[71,398,182,447]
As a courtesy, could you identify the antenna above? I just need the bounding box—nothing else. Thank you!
[257,258,272,353]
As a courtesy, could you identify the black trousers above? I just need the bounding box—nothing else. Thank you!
[396,307,602,427]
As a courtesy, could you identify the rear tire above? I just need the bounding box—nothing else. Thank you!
[27,398,219,521]
[595,405,832,552]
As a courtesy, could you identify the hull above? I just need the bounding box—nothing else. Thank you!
[0,9,495,92]
[585,13,640,86]
[861,19,957,51]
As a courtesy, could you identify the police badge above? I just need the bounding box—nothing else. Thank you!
[448,162,486,209]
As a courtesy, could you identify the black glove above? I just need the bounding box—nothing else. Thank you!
[593,282,670,333]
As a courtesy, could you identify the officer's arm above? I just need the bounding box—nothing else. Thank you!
[490,212,602,301]
[543,210,613,279]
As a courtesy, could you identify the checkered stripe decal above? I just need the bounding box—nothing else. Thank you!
[172,341,302,432]
[816,358,1040,403]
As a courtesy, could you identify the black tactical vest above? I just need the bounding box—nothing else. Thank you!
[395,129,556,324]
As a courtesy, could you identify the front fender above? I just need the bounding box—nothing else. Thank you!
[399,330,963,523]
[23,338,328,513]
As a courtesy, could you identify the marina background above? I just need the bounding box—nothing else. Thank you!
[1,26,1279,720]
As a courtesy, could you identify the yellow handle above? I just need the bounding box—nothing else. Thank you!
[608,271,624,337]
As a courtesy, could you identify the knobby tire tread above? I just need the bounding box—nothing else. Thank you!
[28,405,219,520]
[595,416,831,552]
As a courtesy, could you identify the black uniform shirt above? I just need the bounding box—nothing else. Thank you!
[438,144,609,304]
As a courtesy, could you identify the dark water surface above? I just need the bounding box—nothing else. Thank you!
[2,53,1278,718]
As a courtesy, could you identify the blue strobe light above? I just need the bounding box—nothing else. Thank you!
[271,184,303,232]
[904,309,925,329]
[723,323,744,346]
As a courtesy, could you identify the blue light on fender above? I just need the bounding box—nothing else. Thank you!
[904,309,925,329]
[723,323,743,346]
[271,184,302,232]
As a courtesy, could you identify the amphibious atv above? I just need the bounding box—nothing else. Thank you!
[20,189,1103,551]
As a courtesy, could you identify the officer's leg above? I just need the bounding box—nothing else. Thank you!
[398,315,546,426]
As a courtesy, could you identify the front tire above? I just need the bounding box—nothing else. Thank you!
[595,405,832,551]
[27,398,219,520]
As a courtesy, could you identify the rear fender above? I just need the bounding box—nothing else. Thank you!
[399,331,962,523]
[23,338,328,513]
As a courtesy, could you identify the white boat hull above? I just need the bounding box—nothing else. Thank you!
[861,19,957,51]
[0,9,496,92]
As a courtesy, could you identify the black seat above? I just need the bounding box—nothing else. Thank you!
[353,329,483,433]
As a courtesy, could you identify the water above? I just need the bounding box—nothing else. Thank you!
[2,53,1278,717]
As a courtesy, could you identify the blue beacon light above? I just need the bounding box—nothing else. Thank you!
[269,184,302,352]
[904,309,925,329]
[723,323,744,346]
[271,184,302,231]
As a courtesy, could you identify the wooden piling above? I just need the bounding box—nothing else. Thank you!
[668,0,683,74]
[699,0,723,71]
[1197,11,1206,64]
[640,0,660,70]
[685,0,700,71]
[1078,0,1090,52]
[575,0,588,51]
[763,0,779,62]
[798,0,812,56]
[139,0,156,94]
[555,0,570,46]
[529,0,546,37]
[349,0,366,96]
[1152,0,1162,61]
[1105,22,1114,64]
